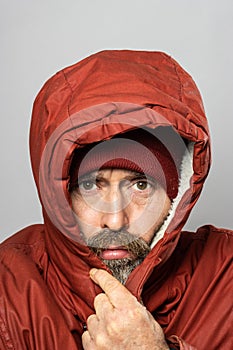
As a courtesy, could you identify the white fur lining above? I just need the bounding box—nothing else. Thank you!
[150,142,194,249]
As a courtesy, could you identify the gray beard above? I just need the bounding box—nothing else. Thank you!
[86,229,151,285]
[101,257,144,285]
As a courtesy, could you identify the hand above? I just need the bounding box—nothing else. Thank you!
[82,269,169,350]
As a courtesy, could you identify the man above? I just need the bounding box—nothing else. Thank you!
[0,50,232,349]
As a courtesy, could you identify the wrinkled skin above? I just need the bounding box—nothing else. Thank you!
[82,269,169,350]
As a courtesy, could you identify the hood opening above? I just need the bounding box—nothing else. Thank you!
[38,102,202,254]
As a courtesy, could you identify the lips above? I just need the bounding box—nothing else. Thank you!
[100,247,133,260]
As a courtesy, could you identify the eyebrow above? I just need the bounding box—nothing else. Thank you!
[122,172,148,181]
[78,173,98,183]
[79,171,151,182]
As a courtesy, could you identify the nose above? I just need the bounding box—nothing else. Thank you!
[100,188,129,231]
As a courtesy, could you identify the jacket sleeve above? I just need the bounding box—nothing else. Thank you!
[167,335,197,350]
[0,248,80,350]
[0,315,14,350]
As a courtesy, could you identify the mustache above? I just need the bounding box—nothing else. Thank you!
[87,228,151,259]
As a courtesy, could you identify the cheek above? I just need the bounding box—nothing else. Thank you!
[128,192,171,239]
[71,194,85,218]
[71,195,100,236]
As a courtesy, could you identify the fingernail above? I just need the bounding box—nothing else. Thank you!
[90,268,98,277]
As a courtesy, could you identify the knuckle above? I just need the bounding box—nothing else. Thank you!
[81,330,91,348]
[94,292,107,305]
[106,320,119,336]
[95,333,106,348]
[103,278,119,292]
[81,330,89,341]
[87,313,97,327]
[125,305,146,322]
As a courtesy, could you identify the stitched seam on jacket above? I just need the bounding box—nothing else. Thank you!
[61,69,74,117]
[211,228,233,236]
[0,238,44,260]
[168,56,183,103]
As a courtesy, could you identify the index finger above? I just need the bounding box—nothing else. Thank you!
[90,268,137,308]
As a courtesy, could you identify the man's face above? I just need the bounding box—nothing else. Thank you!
[71,169,171,283]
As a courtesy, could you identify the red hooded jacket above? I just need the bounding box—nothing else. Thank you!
[0,50,232,349]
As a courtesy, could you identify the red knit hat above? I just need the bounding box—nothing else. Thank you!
[69,128,184,199]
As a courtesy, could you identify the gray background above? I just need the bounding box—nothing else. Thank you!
[1,0,233,241]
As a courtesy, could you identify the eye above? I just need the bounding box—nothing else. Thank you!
[79,180,97,191]
[134,180,149,191]
[130,178,157,197]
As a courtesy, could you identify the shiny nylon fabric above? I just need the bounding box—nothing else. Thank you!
[0,50,232,349]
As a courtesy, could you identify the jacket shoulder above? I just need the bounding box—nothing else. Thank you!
[180,224,233,249]
[0,224,47,293]
[0,225,78,349]
[0,223,45,246]
[0,224,46,263]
